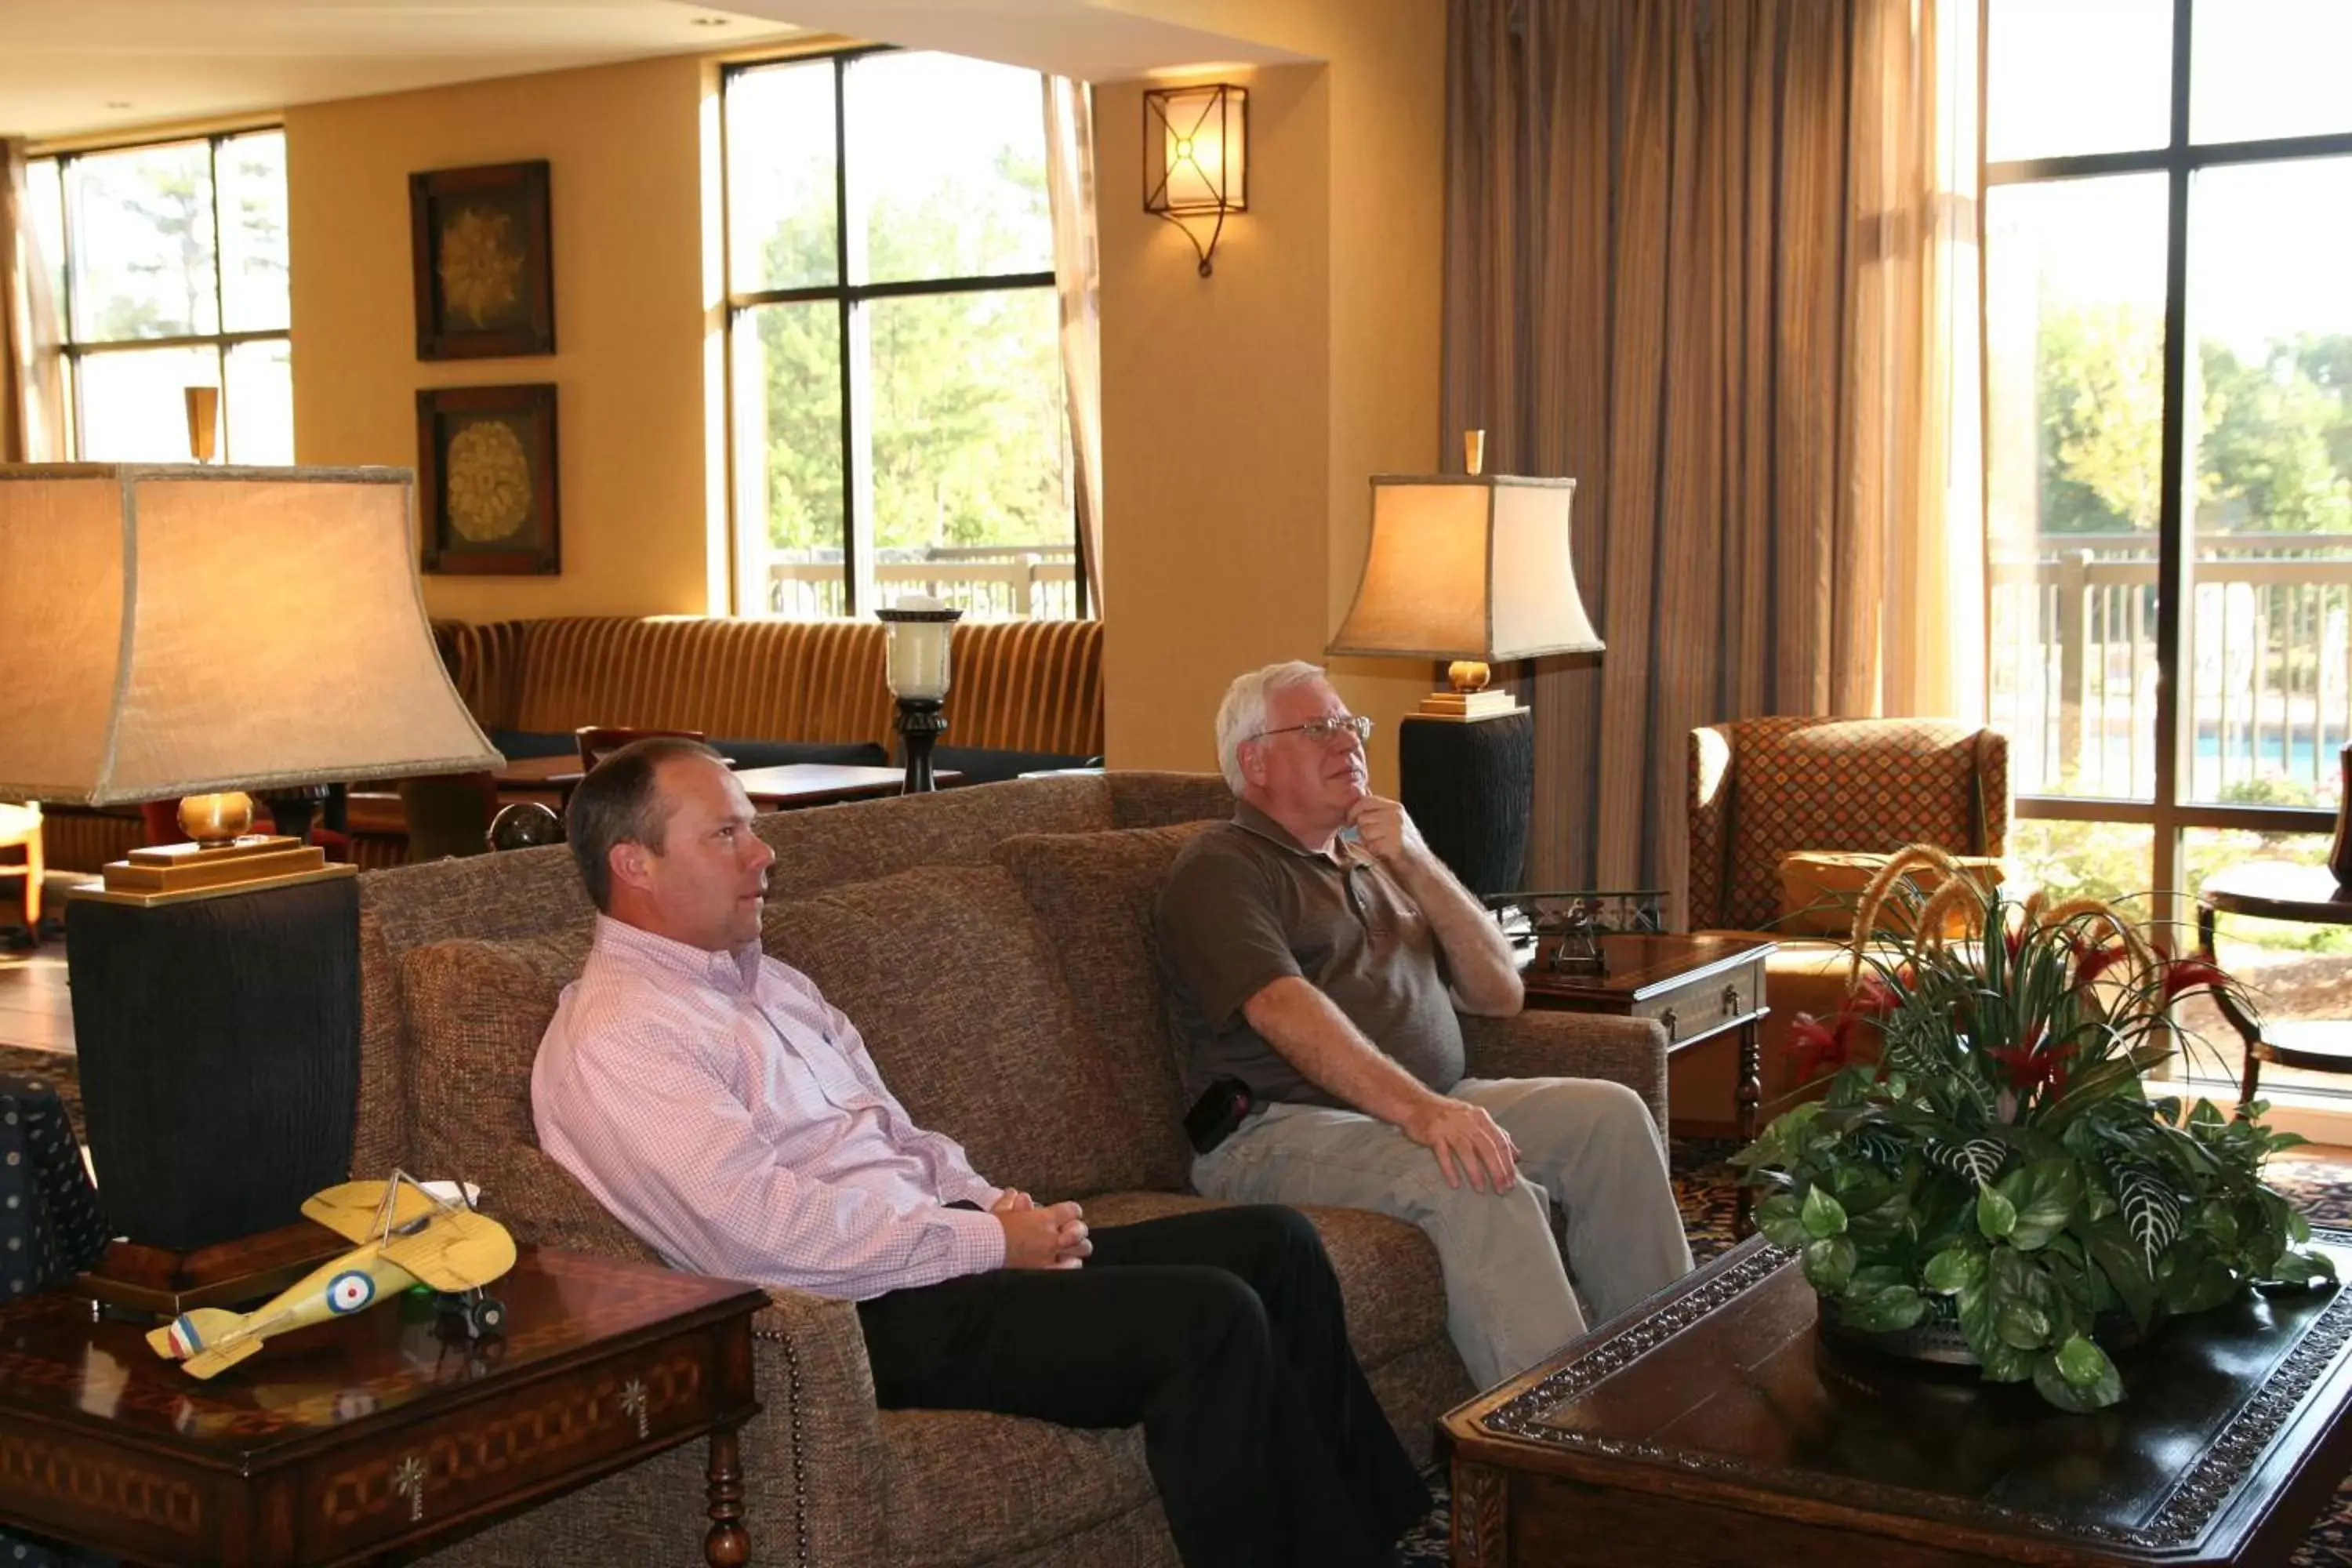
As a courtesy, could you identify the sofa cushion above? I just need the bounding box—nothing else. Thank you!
[994,823,1217,1192]
[1776,849,2004,938]
[764,864,1146,1200]
[880,1408,1156,1566]
[394,931,659,1262]
[1081,1190,1446,1370]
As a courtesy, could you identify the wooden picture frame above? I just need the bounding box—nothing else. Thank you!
[409,160,554,360]
[417,384,561,575]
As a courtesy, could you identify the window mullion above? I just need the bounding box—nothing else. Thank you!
[2148,0,2197,933]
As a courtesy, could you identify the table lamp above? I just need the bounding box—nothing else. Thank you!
[1327,436,1600,895]
[0,464,503,1305]
[876,595,963,793]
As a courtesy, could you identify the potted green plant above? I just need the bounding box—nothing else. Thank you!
[1732,846,2337,1412]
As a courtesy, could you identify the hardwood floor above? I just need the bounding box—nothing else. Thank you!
[0,946,73,1055]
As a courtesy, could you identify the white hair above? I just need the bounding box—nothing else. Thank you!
[1214,661,1329,795]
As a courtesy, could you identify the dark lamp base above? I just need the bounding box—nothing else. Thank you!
[1398,709,1534,898]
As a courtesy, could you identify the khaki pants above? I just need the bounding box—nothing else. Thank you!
[1191,1076,1694,1390]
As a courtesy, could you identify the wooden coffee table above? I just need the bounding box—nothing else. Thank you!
[0,1245,765,1566]
[1519,933,1773,1234]
[1443,1232,2352,1567]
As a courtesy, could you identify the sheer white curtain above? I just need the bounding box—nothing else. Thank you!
[1,138,66,462]
[1862,0,1984,722]
[1043,77,1105,615]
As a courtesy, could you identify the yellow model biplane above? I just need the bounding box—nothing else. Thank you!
[147,1174,517,1381]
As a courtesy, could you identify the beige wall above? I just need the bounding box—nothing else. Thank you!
[286,55,718,623]
[1096,0,1447,789]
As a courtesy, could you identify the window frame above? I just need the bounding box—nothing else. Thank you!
[32,125,292,463]
[1983,0,2352,916]
[717,45,1085,621]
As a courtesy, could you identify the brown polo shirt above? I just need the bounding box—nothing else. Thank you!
[1156,800,1465,1109]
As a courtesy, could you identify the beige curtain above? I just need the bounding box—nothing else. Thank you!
[1044,77,1106,616]
[1440,0,1982,898]
[1,137,67,463]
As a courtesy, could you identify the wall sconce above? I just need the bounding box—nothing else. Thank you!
[1143,82,1247,277]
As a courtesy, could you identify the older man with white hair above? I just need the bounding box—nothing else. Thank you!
[1156,661,1693,1389]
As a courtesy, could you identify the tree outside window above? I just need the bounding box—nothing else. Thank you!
[724,49,1080,620]
[31,129,292,463]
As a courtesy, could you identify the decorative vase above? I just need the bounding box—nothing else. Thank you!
[2331,742,2352,889]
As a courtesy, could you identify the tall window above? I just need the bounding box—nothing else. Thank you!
[27,129,292,463]
[722,49,1080,620]
[1984,1,2352,1094]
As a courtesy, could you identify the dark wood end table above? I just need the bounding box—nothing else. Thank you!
[1518,933,1774,1235]
[1443,1231,2352,1567]
[2196,862,2352,1107]
[0,1245,765,1567]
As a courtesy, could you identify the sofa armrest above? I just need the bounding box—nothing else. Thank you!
[748,1287,889,1568]
[1457,1011,1671,1133]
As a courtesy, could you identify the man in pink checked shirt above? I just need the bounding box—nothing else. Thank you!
[532,739,1428,1568]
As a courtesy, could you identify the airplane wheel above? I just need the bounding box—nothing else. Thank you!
[466,1296,507,1338]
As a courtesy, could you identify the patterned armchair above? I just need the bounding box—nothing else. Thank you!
[1680,717,2009,1129]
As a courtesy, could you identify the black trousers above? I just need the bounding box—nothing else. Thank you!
[856,1204,1430,1568]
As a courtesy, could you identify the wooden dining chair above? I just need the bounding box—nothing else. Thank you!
[574,726,707,773]
[0,800,44,935]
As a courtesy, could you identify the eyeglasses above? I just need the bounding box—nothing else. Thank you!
[1251,715,1375,746]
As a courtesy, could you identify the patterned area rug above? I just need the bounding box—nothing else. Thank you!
[1397,1138,2352,1566]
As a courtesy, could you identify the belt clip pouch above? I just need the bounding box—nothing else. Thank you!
[1183,1076,1255,1155]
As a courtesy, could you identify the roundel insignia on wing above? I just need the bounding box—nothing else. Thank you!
[325,1271,376,1314]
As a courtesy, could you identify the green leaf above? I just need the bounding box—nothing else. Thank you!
[1922,1244,1985,1294]
[2054,1332,2108,1388]
[1755,1193,1809,1250]
[1839,1284,1926,1333]
[1977,1185,2019,1240]
[1802,1185,1849,1240]
[2034,1338,2125,1411]
[1803,1235,1858,1295]
[1995,1160,2083,1251]
[2269,1248,2337,1287]
[1997,1299,2054,1350]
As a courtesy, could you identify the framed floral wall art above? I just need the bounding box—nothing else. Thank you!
[409,160,554,360]
[416,384,560,575]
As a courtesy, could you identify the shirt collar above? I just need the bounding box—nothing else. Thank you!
[593,914,763,992]
[1232,799,1368,869]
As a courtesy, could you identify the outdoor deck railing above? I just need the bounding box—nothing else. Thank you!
[763,546,1083,621]
[1990,532,2352,802]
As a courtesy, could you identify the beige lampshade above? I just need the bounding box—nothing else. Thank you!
[1327,475,1602,662]
[0,464,503,805]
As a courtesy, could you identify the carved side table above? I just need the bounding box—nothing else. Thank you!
[0,1244,764,1566]
[1518,932,1773,1236]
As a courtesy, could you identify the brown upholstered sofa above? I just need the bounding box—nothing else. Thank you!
[40,615,1105,876]
[361,772,1672,1567]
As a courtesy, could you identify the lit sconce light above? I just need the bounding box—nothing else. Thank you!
[1143,83,1247,277]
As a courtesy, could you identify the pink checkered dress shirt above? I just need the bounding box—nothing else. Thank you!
[532,916,1007,1299]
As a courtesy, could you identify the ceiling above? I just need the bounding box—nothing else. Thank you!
[0,0,809,141]
[0,0,1307,143]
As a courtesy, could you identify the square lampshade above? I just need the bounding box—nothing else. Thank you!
[0,463,503,804]
[1144,83,1247,216]
[1327,475,1602,662]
